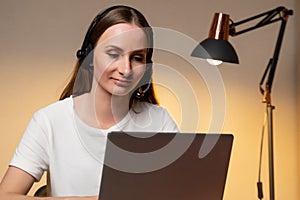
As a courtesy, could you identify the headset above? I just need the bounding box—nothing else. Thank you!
[76,5,153,98]
[76,5,119,60]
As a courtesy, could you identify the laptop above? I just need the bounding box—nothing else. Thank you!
[99,132,233,200]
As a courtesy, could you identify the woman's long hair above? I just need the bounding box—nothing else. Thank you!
[59,5,158,107]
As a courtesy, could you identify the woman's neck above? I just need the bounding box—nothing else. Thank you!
[73,86,130,130]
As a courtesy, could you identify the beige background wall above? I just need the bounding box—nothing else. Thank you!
[0,0,298,199]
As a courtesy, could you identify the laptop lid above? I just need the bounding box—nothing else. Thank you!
[99,132,233,200]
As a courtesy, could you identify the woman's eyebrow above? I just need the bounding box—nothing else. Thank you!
[105,45,124,53]
[131,49,147,55]
[105,45,146,54]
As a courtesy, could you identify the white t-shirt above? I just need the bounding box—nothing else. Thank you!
[10,97,179,197]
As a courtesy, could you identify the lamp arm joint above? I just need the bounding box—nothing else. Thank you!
[229,6,292,37]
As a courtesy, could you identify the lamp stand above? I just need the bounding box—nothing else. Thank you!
[267,103,275,200]
[258,10,289,200]
[191,6,293,199]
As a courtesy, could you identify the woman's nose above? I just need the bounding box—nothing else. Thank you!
[118,56,132,76]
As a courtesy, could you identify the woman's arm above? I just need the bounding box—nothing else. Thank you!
[0,167,97,200]
[0,166,35,196]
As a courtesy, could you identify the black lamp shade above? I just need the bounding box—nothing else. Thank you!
[191,38,239,64]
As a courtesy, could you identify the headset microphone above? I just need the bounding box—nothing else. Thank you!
[136,82,151,98]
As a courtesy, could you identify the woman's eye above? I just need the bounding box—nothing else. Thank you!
[132,55,145,63]
[107,53,120,59]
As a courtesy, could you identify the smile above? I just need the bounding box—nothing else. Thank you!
[112,78,133,87]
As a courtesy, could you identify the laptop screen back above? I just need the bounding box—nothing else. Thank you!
[99,132,233,200]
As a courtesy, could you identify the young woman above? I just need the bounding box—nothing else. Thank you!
[0,5,179,200]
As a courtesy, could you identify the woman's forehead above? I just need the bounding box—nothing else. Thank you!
[97,23,148,52]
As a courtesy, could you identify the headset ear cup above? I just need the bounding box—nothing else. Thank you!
[76,49,85,59]
[76,43,93,61]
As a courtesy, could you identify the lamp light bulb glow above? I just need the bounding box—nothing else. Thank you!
[206,59,223,66]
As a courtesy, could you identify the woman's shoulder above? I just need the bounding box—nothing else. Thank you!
[41,96,72,111]
[22,97,74,134]
[34,96,73,119]
[130,102,179,132]
[136,101,168,113]
[134,102,174,121]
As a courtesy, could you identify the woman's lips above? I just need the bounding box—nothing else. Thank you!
[112,78,132,87]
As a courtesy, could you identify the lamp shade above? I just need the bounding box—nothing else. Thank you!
[191,13,239,64]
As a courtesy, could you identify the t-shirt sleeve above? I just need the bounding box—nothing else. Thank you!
[10,110,49,181]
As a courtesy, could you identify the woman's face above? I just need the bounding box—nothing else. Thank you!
[92,23,148,97]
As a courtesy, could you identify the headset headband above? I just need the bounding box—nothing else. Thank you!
[76,5,129,60]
